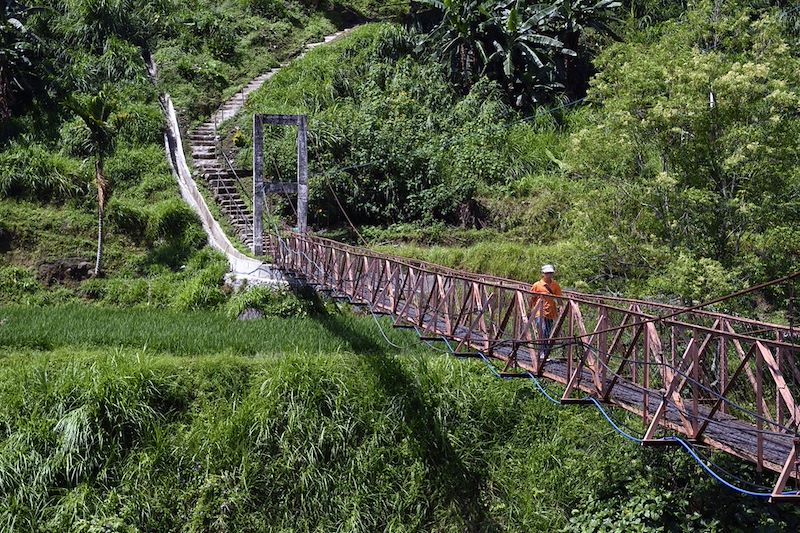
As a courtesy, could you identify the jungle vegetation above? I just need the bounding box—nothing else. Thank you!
[1,0,800,531]
[234,0,799,314]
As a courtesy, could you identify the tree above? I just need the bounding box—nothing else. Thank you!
[568,2,800,271]
[546,0,622,99]
[414,0,622,105]
[479,2,570,105]
[621,0,687,28]
[0,1,45,120]
[415,0,493,88]
[64,91,118,276]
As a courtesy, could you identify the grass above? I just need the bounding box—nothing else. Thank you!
[1,304,799,531]
[0,200,109,269]
[0,304,420,357]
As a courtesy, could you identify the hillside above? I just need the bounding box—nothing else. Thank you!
[2,0,800,531]
[225,2,799,317]
[1,0,393,308]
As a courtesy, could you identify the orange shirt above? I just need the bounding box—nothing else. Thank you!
[530,279,562,319]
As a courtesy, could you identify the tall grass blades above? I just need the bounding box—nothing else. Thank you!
[2,344,797,531]
[0,143,90,201]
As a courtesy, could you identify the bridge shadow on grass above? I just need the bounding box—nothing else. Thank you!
[316,312,389,357]
[317,312,499,531]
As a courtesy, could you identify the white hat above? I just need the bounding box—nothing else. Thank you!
[541,264,555,274]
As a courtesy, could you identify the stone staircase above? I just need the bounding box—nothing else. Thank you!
[188,71,280,251]
[186,27,357,254]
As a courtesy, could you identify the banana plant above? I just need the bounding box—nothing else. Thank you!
[416,0,496,86]
[547,0,622,97]
[477,1,572,103]
[0,1,46,120]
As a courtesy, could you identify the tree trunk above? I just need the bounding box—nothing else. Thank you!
[94,159,109,277]
[562,30,581,100]
[0,66,11,122]
[95,205,104,276]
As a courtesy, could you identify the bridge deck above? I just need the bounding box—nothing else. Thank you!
[389,295,795,472]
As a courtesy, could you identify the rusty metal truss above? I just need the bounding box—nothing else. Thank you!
[274,233,800,500]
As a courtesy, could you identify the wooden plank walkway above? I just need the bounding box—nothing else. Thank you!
[390,294,795,472]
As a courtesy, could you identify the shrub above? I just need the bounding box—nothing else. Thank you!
[104,146,170,191]
[243,0,286,18]
[185,248,229,274]
[174,277,226,311]
[59,118,93,157]
[225,286,312,319]
[97,278,152,307]
[0,143,89,201]
[174,251,229,311]
[0,266,41,303]
[0,220,13,252]
[132,172,176,201]
[146,198,201,242]
[646,253,740,304]
[115,102,165,146]
[107,199,149,242]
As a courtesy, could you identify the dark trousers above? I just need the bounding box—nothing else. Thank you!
[536,317,554,357]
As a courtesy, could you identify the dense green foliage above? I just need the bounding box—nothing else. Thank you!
[235,2,798,311]
[152,0,396,125]
[1,0,407,306]
[2,305,800,531]
[571,2,800,280]
[236,24,529,225]
[1,1,209,305]
[2,1,800,530]
[413,0,621,104]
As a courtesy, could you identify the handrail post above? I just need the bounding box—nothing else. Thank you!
[297,114,308,233]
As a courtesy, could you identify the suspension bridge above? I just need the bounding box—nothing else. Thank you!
[161,31,800,502]
[272,233,800,501]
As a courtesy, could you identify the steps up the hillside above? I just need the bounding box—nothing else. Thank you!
[188,71,282,251]
[209,69,281,126]
[189,116,255,250]
[186,27,358,256]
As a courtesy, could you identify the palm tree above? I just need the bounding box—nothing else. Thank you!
[64,91,118,276]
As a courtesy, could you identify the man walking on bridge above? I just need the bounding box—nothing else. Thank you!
[531,264,562,357]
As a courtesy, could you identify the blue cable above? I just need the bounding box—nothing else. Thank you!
[587,397,644,444]
[524,372,561,405]
[441,336,455,353]
[477,351,502,378]
[667,436,798,499]
[368,309,406,349]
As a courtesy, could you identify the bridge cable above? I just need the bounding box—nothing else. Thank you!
[292,248,800,497]
[581,343,797,435]
[492,270,800,346]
